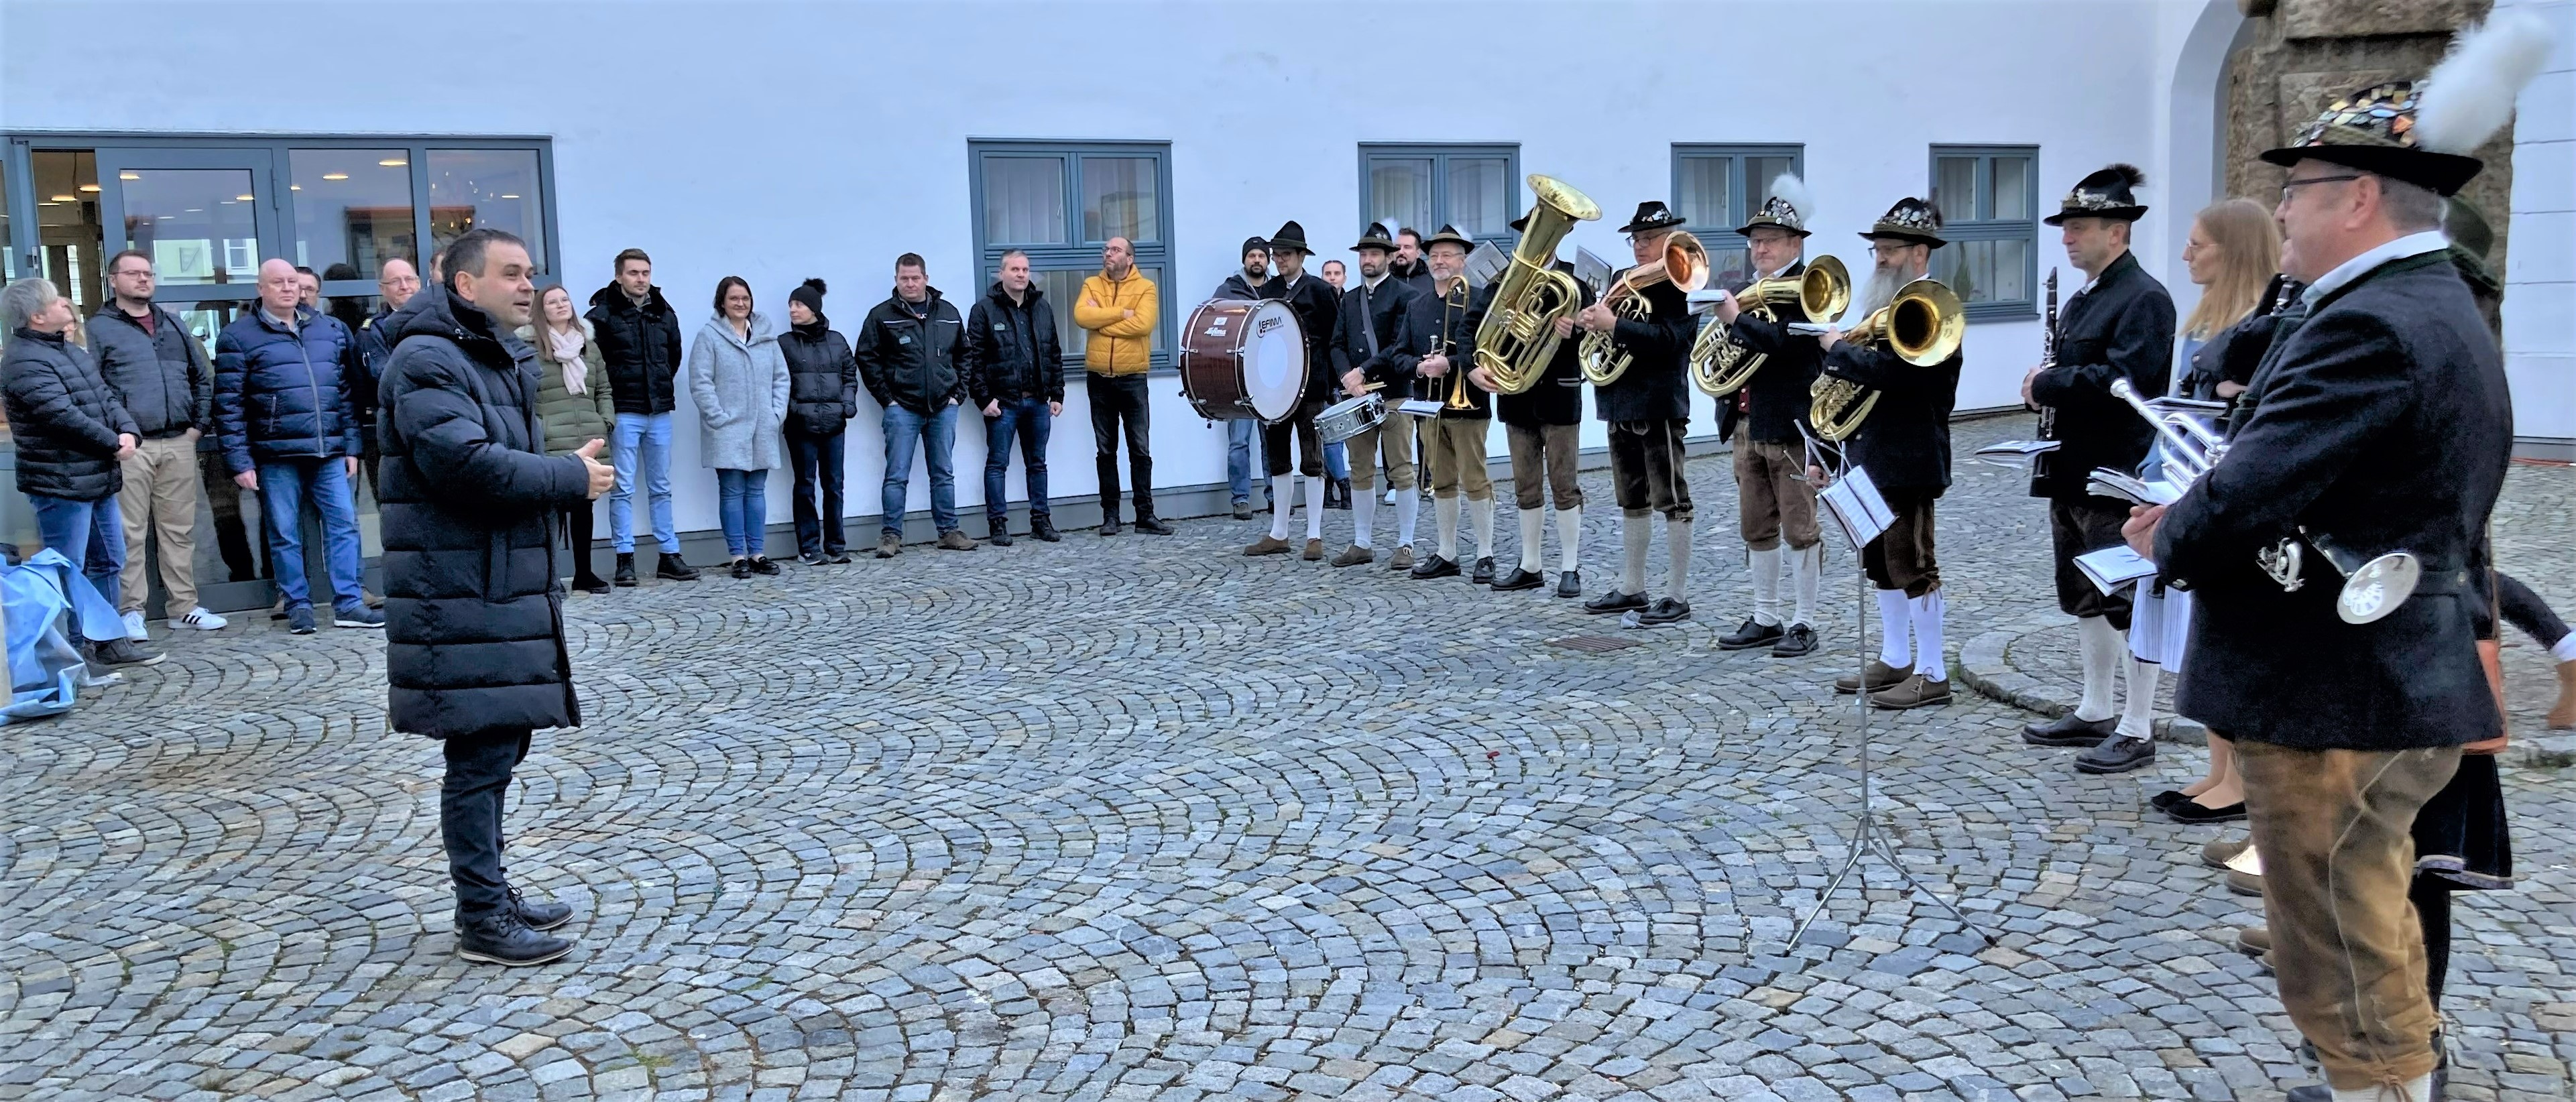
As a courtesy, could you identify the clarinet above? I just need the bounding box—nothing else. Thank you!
[2030,269,2061,486]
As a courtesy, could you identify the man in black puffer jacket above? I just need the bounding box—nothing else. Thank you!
[91,249,221,633]
[379,229,615,968]
[779,278,858,564]
[963,251,1065,545]
[856,252,972,557]
[583,247,696,584]
[1,276,160,668]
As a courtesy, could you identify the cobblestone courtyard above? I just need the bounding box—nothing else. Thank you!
[5,416,2571,1102]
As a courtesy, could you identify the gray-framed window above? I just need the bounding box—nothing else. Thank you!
[968,139,1176,371]
[1672,144,1804,289]
[1358,143,1519,250]
[1928,145,2038,321]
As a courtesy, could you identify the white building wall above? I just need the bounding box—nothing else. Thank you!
[2498,0,2576,448]
[4,0,2240,534]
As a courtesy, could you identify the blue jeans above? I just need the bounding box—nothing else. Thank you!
[255,457,365,612]
[30,493,126,614]
[1325,439,1351,481]
[715,468,768,557]
[1226,418,1259,505]
[610,412,678,554]
[884,403,959,537]
[786,428,846,556]
[984,397,1053,526]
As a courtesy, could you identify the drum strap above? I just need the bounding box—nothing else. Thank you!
[1360,286,1383,358]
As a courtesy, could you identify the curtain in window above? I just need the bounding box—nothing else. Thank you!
[985,157,1067,245]
[1082,158,1157,243]
[1448,158,1509,237]
[1369,158,1432,235]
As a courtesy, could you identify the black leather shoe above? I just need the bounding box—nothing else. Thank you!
[2150,789,2189,810]
[455,910,573,967]
[1410,554,1461,580]
[2074,734,2156,774]
[1491,566,1545,591]
[1555,570,1582,599]
[1099,518,1122,536]
[510,887,573,932]
[1635,598,1692,626]
[613,553,638,588]
[988,519,1014,547]
[2023,713,2118,747]
[1584,589,1647,615]
[2282,1085,2328,1102]
[2166,798,2248,824]
[1471,556,1495,585]
[1134,515,1174,536]
[750,556,782,576]
[729,558,753,579]
[1031,517,1061,542]
[1771,623,1818,658]
[656,552,699,581]
[572,574,611,595]
[1718,616,1785,651]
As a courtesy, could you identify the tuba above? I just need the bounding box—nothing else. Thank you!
[1690,255,1850,397]
[1471,175,1600,395]
[1580,232,1709,386]
[1808,278,1964,441]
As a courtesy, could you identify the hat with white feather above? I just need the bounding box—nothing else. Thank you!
[1737,172,1815,238]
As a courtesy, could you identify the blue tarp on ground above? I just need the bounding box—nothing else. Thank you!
[1,548,123,723]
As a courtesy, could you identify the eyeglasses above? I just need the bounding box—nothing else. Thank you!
[2279,174,2363,203]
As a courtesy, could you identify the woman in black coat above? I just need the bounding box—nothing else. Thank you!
[779,278,858,563]
[3,276,143,625]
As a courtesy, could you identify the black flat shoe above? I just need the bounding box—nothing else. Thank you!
[729,558,753,579]
[1583,588,1646,615]
[1555,570,1582,599]
[2074,734,2156,774]
[2150,789,2190,810]
[1470,556,1495,585]
[1133,516,1174,536]
[1771,623,1818,658]
[1633,598,1692,626]
[750,556,782,576]
[1409,554,1460,580]
[2024,713,2119,747]
[1490,566,1545,591]
[455,910,573,967]
[2166,798,2248,824]
[1718,616,1785,651]
[571,575,611,595]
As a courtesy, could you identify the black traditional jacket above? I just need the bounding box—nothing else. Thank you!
[2028,250,2176,498]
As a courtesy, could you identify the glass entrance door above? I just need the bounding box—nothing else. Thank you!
[93,147,279,349]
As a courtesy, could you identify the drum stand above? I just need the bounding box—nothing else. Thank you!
[1786,448,1992,957]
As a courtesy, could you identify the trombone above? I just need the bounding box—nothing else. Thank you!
[1806,278,1964,441]
[1580,231,1709,386]
[1437,276,1480,412]
[1691,255,1850,397]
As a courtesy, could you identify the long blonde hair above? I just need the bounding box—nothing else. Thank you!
[2182,198,2280,339]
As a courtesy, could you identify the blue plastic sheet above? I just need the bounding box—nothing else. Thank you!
[1,548,123,723]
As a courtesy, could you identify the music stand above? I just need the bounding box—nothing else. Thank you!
[1787,439,1993,957]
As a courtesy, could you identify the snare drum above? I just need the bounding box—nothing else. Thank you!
[1315,391,1387,444]
[1179,298,1307,422]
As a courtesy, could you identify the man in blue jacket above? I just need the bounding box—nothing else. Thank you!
[215,259,383,635]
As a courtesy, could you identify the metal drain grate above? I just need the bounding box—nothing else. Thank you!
[1549,634,1645,654]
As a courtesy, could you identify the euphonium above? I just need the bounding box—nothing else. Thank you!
[1471,175,1600,395]
[1690,255,1850,397]
[1807,277,1965,441]
[1580,232,1709,386]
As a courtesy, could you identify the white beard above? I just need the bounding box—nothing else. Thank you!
[1857,265,1908,318]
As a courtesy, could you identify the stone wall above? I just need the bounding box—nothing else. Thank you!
[2227,0,2514,273]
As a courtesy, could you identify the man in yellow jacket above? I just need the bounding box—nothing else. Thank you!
[1073,236,1168,535]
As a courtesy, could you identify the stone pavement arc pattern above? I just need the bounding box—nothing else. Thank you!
[3,416,2570,1102]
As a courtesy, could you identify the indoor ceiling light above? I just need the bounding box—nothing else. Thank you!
[379,158,407,167]
[78,184,101,193]
[185,208,203,213]
[500,194,520,199]
[323,172,348,180]
[119,172,141,180]
[50,194,74,202]
[290,185,302,191]
[236,194,253,201]
[156,215,174,221]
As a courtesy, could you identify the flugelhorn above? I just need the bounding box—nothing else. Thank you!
[1690,256,1849,397]
[1472,175,1600,395]
[1581,232,1709,386]
[1808,278,1963,441]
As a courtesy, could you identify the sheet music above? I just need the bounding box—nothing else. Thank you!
[1818,463,1893,551]
[1573,248,1612,298]
[1465,243,1508,289]
[1974,440,2061,456]
[2086,469,2184,506]
[2074,545,2160,596]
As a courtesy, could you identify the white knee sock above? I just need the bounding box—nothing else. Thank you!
[2119,654,2160,739]
[1749,546,1784,626]
[1303,475,1326,540]
[1269,475,1295,541]
[1471,497,1494,560]
[1877,589,1912,668]
[1790,542,1821,628]
[1557,505,1581,572]
[1519,509,1545,572]
[2076,615,2122,722]
[1352,491,1376,548]
[1395,491,1419,548]
[2553,633,2576,663]
[1621,511,1651,595]
[2331,1075,2432,1102]
[1664,517,1693,603]
[1911,589,1948,682]
[1435,495,1460,560]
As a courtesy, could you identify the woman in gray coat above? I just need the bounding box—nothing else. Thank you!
[518,284,618,593]
[685,276,789,577]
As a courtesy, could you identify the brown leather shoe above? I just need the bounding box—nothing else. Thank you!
[1834,660,1912,694]
[2551,660,2576,729]
[937,530,978,551]
[1387,546,1415,572]
[2233,926,2271,956]
[2226,868,2264,898]
[1303,538,1325,561]
[1869,673,1952,710]
[1244,536,1292,556]
[2201,835,2251,870]
[1331,545,1375,568]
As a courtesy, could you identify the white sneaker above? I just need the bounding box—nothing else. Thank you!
[177,606,230,631]
[121,609,149,641]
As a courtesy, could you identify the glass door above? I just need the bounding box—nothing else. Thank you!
[93,147,279,349]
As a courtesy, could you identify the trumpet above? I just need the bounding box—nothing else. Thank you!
[1580,231,1709,386]
[2102,378,2421,624]
[1472,175,1600,395]
[1808,278,1964,441]
[1690,255,1850,397]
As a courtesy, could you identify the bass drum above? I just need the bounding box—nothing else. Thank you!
[1179,298,1306,422]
